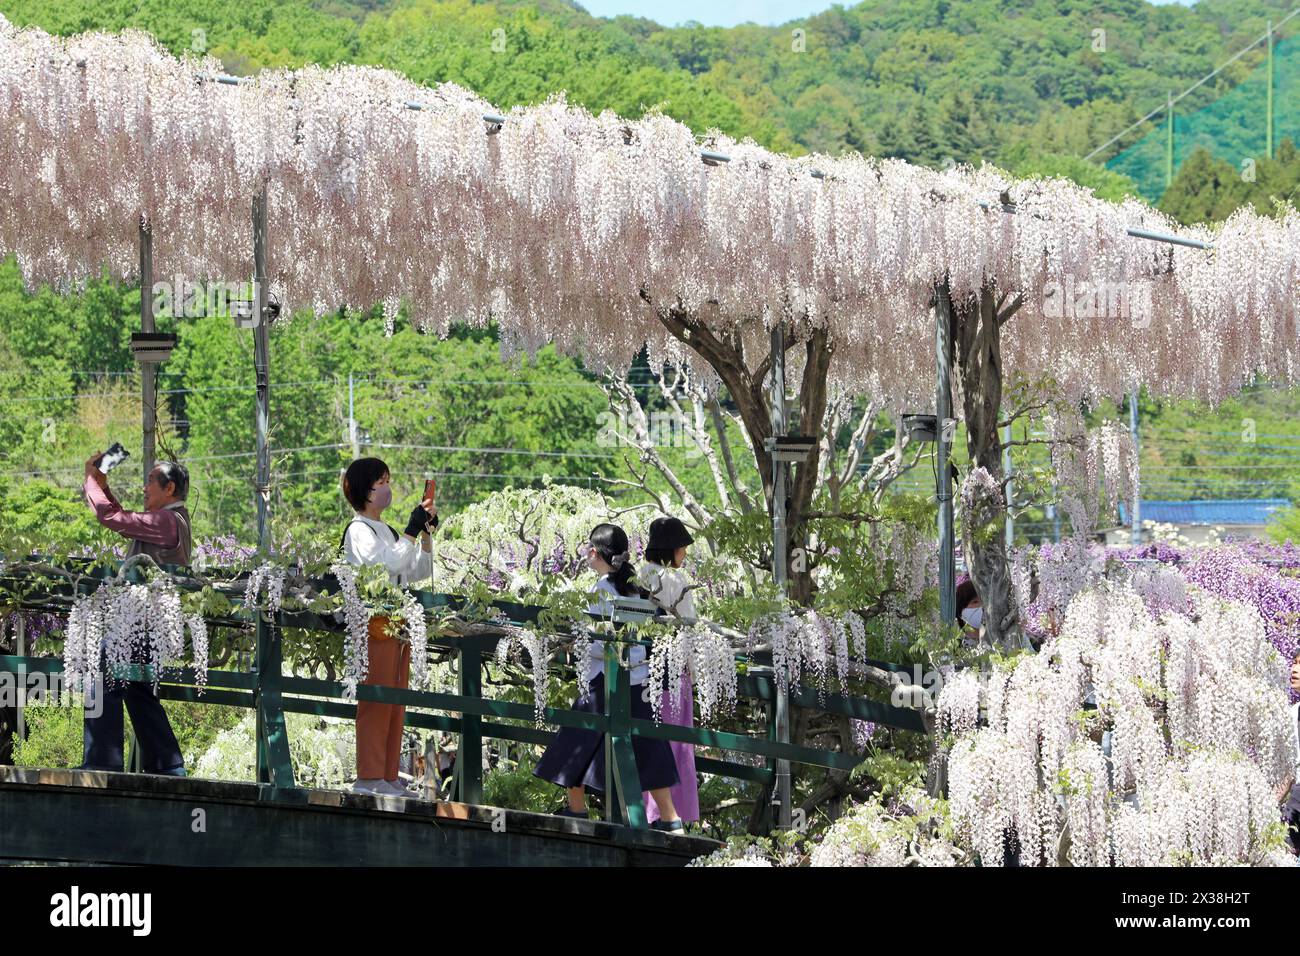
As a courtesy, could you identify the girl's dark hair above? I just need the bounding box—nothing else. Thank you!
[643,546,677,568]
[343,457,390,512]
[589,523,648,598]
[955,579,979,624]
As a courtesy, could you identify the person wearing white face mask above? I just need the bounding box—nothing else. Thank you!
[955,578,984,646]
[339,456,437,797]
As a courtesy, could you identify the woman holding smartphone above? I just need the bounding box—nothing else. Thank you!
[339,457,438,797]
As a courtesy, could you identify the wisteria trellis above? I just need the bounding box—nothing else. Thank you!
[1,16,1297,415]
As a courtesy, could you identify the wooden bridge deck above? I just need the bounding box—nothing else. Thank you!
[0,767,720,867]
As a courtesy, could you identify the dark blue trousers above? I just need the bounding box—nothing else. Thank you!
[81,679,184,774]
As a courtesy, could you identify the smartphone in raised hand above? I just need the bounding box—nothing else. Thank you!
[422,476,437,510]
[98,442,130,474]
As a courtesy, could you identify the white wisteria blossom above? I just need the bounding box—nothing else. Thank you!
[646,623,737,724]
[329,560,370,699]
[494,626,550,724]
[61,578,208,696]
[2,16,1297,419]
[747,608,865,700]
[243,562,285,614]
[944,577,1294,866]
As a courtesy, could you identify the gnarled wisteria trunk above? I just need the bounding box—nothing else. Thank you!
[651,300,831,607]
[952,283,1025,653]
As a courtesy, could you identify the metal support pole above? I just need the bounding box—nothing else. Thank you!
[1003,422,1014,550]
[1129,388,1142,545]
[248,184,296,793]
[457,642,483,805]
[252,185,271,557]
[14,615,25,744]
[934,281,957,630]
[348,372,360,459]
[139,220,156,480]
[769,323,792,830]
[128,220,156,774]
[1051,484,1061,543]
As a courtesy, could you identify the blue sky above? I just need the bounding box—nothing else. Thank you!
[576,0,1195,29]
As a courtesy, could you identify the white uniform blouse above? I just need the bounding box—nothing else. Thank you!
[637,563,698,621]
[341,514,432,587]
[584,575,649,686]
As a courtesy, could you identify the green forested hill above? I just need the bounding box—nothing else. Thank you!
[4,0,1300,209]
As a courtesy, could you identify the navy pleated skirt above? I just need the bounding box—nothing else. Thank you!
[534,673,679,793]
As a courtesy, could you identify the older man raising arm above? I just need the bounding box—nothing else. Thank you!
[79,452,192,776]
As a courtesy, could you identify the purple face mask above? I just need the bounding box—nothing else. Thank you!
[368,484,392,511]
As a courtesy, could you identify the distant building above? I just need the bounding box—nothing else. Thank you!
[1106,499,1291,546]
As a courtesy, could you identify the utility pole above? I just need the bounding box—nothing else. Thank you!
[768,322,791,831]
[140,219,156,480]
[348,372,360,458]
[1003,421,1014,550]
[934,281,956,630]
[252,185,271,556]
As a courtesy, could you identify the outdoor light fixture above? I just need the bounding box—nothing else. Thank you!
[232,292,280,329]
[902,413,938,443]
[764,434,818,463]
[130,332,177,364]
[232,297,255,327]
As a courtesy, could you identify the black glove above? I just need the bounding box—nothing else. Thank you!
[404,505,432,538]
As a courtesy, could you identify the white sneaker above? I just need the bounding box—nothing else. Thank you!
[353,778,388,795]
[378,779,415,797]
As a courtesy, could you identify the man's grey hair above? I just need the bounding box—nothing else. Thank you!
[154,461,189,500]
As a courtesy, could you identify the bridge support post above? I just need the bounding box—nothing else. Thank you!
[456,642,483,805]
[604,642,646,829]
[254,615,296,794]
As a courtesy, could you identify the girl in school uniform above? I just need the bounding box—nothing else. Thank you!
[339,457,438,797]
[533,523,683,832]
[638,516,702,827]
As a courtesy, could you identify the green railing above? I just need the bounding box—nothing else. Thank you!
[0,557,925,832]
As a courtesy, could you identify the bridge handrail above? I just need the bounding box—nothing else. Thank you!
[0,554,925,831]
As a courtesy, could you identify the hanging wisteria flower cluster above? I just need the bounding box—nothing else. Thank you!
[61,577,208,695]
[1046,409,1141,540]
[939,579,1294,866]
[3,16,1297,414]
[400,589,429,690]
[494,625,550,724]
[646,623,737,724]
[329,560,370,699]
[243,562,285,615]
[747,608,868,701]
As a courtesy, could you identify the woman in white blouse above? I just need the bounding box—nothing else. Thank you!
[340,457,437,797]
[637,516,701,826]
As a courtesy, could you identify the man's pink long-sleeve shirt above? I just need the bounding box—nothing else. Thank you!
[84,475,180,549]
